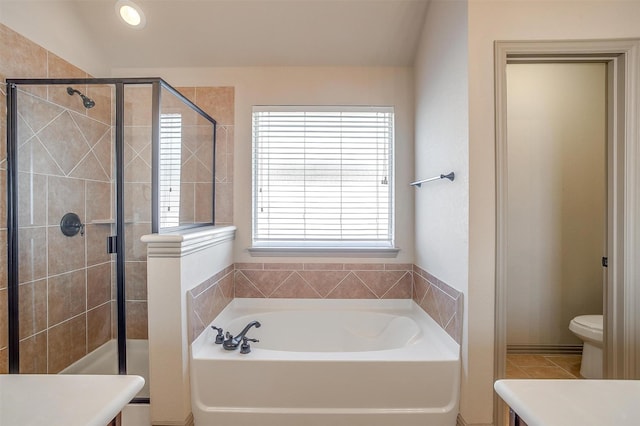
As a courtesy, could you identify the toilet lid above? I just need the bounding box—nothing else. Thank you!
[572,315,603,331]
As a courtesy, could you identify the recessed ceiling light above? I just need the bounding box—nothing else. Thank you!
[115,0,146,28]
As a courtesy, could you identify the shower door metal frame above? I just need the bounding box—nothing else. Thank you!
[5,78,217,398]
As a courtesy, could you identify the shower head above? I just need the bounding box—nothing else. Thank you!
[66,87,96,109]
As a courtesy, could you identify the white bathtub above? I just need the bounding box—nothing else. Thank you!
[190,299,460,426]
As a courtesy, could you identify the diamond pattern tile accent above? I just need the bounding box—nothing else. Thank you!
[354,270,407,298]
[381,272,413,298]
[270,272,321,298]
[38,111,90,175]
[17,94,64,135]
[299,270,349,297]
[18,138,64,175]
[70,151,109,181]
[92,130,113,179]
[187,264,463,346]
[326,272,376,299]
[412,267,463,344]
[124,155,151,183]
[69,111,109,147]
[17,114,35,147]
[413,273,428,302]
[181,156,198,183]
[234,272,266,298]
[187,267,235,343]
[240,269,293,297]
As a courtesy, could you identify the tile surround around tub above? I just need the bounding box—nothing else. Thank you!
[187,265,235,344]
[188,263,464,346]
[235,263,414,299]
[413,265,463,344]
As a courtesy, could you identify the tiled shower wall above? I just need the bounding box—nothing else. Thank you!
[176,86,235,226]
[122,84,235,341]
[123,85,151,342]
[0,23,115,373]
[17,88,114,374]
[188,263,463,345]
[0,23,236,373]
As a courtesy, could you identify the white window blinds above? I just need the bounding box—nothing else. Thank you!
[159,113,182,228]
[252,106,394,247]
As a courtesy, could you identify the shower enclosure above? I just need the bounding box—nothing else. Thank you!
[5,78,216,402]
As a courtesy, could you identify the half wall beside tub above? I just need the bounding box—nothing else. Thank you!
[142,225,236,426]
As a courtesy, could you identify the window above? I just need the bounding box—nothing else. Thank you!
[252,106,394,250]
[159,113,182,228]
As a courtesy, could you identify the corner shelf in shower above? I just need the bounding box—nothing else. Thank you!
[91,219,143,225]
[92,219,116,225]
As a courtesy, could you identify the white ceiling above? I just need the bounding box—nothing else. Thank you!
[5,0,429,69]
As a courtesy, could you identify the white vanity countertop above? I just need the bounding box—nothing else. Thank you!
[494,379,640,426]
[0,374,144,426]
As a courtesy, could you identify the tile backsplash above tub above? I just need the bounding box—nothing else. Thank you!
[235,263,413,299]
[188,262,463,345]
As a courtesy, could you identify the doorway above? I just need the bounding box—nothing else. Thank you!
[494,39,640,426]
[505,62,606,363]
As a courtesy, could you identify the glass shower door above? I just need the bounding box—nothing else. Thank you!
[123,83,152,399]
[7,77,214,402]
[12,83,117,374]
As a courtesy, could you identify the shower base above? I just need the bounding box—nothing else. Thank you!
[61,339,149,399]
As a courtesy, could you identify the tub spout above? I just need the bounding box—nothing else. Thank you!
[223,321,261,350]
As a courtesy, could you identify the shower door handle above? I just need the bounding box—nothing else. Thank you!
[107,236,118,254]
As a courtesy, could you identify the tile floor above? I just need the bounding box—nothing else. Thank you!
[506,354,582,379]
[504,354,582,425]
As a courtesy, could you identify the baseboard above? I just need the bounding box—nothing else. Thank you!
[507,344,582,355]
[152,413,194,426]
[121,404,150,426]
[457,413,494,426]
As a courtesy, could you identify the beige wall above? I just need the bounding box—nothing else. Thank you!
[413,0,470,422]
[414,0,469,290]
[468,1,640,424]
[506,63,606,347]
[0,1,110,76]
[111,66,416,265]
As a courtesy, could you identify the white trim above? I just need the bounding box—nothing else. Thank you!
[494,39,640,426]
[247,246,400,257]
[252,105,394,113]
[141,225,236,258]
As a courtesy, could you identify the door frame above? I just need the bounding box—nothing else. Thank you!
[494,39,640,425]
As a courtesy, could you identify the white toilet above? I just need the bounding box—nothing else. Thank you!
[569,315,603,379]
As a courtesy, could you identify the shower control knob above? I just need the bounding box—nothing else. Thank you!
[211,326,224,344]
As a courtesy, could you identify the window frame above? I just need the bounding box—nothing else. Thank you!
[250,105,398,256]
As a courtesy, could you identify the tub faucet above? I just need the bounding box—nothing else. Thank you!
[223,321,261,350]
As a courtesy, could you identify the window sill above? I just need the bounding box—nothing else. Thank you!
[247,246,400,258]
